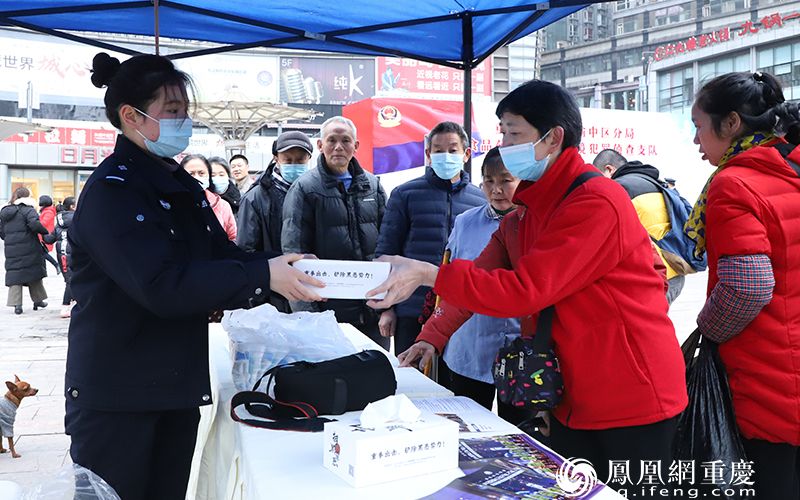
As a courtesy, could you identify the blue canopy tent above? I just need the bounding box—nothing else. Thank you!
[0,1,594,146]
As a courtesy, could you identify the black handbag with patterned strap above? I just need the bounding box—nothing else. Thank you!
[491,171,602,411]
[493,306,563,410]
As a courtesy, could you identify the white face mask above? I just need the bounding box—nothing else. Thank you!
[195,176,210,190]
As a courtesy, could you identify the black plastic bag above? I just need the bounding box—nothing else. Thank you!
[673,329,748,497]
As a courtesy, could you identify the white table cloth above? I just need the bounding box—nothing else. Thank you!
[190,323,623,500]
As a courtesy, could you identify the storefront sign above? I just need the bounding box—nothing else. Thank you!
[376,57,492,101]
[175,53,280,103]
[3,126,116,147]
[279,57,375,105]
[654,10,800,61]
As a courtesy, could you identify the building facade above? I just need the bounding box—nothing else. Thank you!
[539,0,800,118]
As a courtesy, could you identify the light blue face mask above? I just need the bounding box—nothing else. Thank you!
[280,164,309,183]
[135,108,193,158]
[429,152,464,180]
[211,177,230,193]
[498,129,552,181]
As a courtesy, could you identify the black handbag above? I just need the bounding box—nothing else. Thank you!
[491,171,602,411]
[231,350,397,432]
[493,306,564,410]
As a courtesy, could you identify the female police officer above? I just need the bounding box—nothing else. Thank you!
[64,53,324,500]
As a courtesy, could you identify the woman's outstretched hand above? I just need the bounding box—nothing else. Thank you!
[268,254,325,302]
[366,255,439,309]
[397,341,436,371]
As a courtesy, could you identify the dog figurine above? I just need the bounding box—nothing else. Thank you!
[0,375,38,458]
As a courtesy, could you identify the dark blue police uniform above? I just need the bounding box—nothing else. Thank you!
[65,135,278,499]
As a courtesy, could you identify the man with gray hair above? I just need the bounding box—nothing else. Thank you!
[282,116,389,348]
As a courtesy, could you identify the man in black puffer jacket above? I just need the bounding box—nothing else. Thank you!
[375,121,484,357]
[282,117,388,348]
[238,131,313,312]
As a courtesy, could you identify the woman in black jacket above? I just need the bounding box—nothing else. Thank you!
[65,52,323,500]
[0,187,49,314]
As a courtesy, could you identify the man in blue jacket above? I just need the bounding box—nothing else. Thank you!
[375,121,484,360]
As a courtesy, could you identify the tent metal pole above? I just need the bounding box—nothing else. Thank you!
[154,0,160,55]
[462,14,474,177]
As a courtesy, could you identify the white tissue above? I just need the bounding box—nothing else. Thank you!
[359,394,422,427]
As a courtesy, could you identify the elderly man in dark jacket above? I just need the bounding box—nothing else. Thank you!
[375,121,484,356]
[0,187,49,314]
[238,131,313,312]
[282,116,388,349]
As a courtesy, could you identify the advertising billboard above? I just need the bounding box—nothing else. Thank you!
[279,57,375,105]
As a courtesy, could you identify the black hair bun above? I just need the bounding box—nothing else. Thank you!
[90,52,121,88]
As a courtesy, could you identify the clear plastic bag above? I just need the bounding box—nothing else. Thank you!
[223,303,359,391]
[22,464,120,499]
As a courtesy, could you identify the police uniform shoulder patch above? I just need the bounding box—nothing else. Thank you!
[103,175,127,184]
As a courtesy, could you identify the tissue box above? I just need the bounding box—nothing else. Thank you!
[322,413,459,487]
[292,259,390,299]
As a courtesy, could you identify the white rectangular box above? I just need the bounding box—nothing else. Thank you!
[322,413,459,487]
[293,259,390,300]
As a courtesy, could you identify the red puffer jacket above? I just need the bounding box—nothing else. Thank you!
[706,143,800,445]
[433,147,687,430]
[39,205,56,252]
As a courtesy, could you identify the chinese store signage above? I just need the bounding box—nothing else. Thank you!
[376,57,492,101]
[279,57,375,105]
[3,126,118,166]
[654,10,800,61]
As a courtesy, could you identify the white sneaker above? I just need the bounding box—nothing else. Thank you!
[60,306,71,319]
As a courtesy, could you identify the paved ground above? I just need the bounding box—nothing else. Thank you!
[0,246,71,490]
[0,239,708,492]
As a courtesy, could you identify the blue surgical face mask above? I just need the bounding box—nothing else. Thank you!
[135,108,193,158]
[498,129,552,181]
[429,152,464,180]
[280,163,309,183]
[211,177,229,193]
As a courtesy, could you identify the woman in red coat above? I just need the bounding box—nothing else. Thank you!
[688,71,800,499]
[370,80,687,487]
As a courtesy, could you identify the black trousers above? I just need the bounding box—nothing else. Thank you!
[549,415,677,496]
[65,403,200,500]
[355,318,390,351]
[449,371,536,426]
[395,316,452,388]
[394,316,422,355]
[742,437,800,499]
[62,270,72,305]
